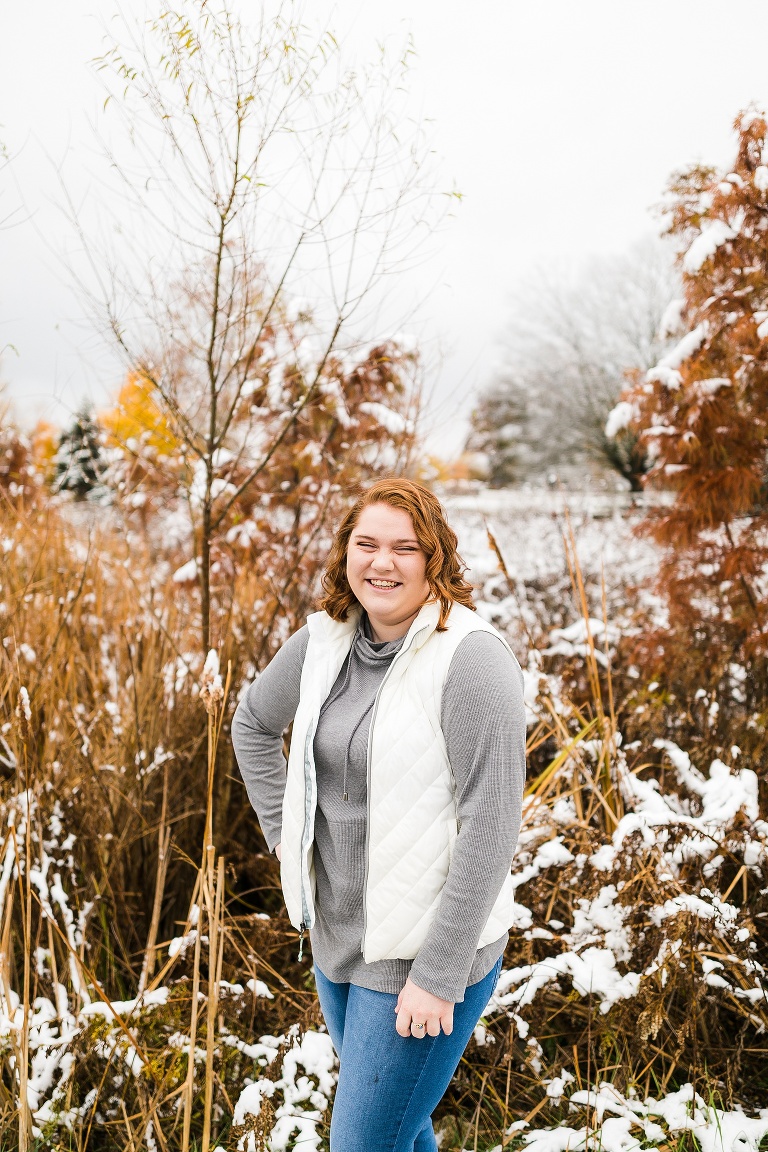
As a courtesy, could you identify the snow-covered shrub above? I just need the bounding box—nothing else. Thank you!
[433,488,768,1147]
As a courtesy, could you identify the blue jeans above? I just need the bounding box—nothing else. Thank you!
[314,956,503,1152]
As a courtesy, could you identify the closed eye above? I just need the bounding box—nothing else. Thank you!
[353,540,420,553]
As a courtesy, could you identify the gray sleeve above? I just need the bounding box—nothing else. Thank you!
[408,630,526,1003]
[231,626,310,853]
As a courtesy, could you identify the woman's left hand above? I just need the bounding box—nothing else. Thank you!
[395,977,454,1038]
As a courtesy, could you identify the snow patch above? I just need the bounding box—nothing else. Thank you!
[358,401,409,436]
[605,402,634,440]
[233,1029,337,1152]
[683,218,739,274]
[646,323,708,389]
[658,298,686,339]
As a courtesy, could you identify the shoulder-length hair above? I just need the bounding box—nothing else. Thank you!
[318,477,476,632]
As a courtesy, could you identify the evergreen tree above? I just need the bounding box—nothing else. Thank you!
[602,383,651,492]
[54,404,108,501]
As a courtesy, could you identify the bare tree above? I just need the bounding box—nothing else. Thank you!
[468,236,679,486]
[66,0,442,650]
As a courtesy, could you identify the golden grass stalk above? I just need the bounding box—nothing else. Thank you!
[15,691,33,1152]
[488,504,623,830]
[202,856,225,1152]
[0,841,24,1145]
[485,518,538,653]
[138,766,171,996]
[182,869,203,1152]
[560,502,623,827]
[183,653,232,1151]
[525,713,600,801]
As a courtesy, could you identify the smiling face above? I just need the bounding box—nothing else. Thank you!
[346,502,432,641]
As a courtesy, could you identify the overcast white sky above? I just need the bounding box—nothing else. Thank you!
[3,1,768,452]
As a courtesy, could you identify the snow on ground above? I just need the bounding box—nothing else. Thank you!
[442,486,663,707]
[444,485,657,595]
[489,1082,768,1152]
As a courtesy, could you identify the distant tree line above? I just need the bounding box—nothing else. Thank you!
[466,237,679,488]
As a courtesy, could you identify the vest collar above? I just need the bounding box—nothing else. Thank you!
[307,597,443,648]
[306,604,361,641]
[400,597,442,650]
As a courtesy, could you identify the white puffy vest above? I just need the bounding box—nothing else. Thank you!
[279,598,521,963]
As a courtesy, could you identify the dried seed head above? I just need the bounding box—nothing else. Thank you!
[200,649,224,714]
[16,686,32,736]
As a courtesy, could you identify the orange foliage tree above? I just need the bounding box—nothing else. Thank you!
[0,394,41,505]
[190,325,420,669]
[620,109,768,745]
[100,315,419,664]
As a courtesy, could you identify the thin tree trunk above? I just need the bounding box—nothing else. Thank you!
[212,741,234,852]
[200,502,212,654]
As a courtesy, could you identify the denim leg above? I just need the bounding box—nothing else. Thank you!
[315,964,437,1148]
[327,957,502,1152]
[314,964,350,1058]
[413,1120,439,1152]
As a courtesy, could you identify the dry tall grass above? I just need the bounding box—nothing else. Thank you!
[1,497,320,1149]
[1,494,766,1150]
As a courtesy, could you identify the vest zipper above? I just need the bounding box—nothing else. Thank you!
[360,623,431,959]
[297,724,317,960]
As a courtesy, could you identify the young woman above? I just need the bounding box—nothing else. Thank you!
[232,477,526,1152]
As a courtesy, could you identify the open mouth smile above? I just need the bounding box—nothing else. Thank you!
[366,578,402,589]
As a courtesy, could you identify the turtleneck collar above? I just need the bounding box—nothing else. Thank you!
[353,611,407,664]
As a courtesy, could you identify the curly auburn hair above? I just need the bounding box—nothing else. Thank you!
[317,477,476,631]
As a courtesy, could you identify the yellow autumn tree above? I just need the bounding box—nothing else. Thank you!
[100,372,179,458]
[30,420,58,485]
[99,373,183,515]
